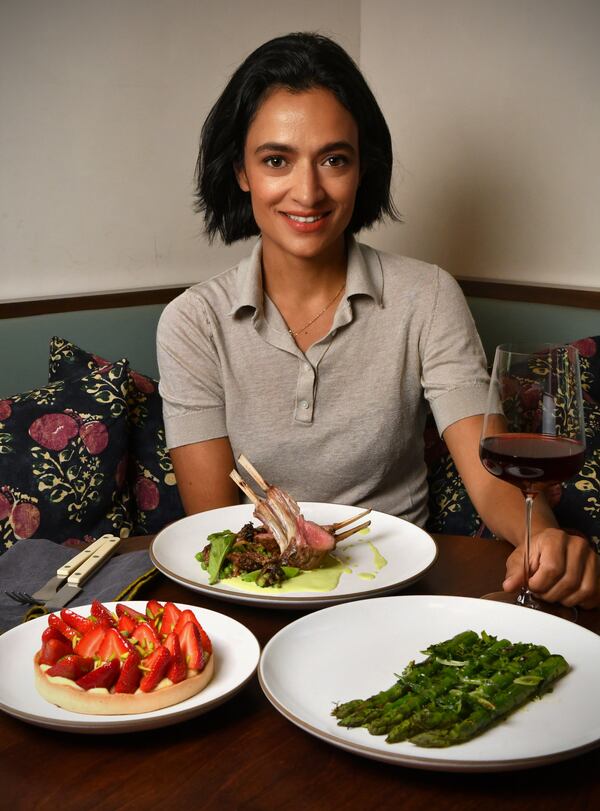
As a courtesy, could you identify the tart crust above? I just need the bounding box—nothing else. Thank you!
[33,652,214,715]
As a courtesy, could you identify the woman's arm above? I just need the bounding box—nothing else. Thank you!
[443,414,600,609]
[170,437,239,515]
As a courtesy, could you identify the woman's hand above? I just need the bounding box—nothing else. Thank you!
[503,529,600,609]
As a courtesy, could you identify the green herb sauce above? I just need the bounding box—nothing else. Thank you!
[222,540,388,594]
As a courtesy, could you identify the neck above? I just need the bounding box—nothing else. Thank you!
[261,238,348,304]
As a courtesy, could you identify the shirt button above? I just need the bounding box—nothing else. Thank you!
[299,400,309,409]
[304,363,311,371]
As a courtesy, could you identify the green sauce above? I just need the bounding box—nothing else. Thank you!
[219,537,388,595]
[369,542,387,571]
[222,553,347,594]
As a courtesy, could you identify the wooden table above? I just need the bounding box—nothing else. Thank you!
[1,534,599,811]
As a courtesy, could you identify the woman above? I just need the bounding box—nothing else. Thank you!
[157,32,599,608]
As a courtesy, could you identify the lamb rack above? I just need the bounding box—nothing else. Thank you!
[229,455,371,570]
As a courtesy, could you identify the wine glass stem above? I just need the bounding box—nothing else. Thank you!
[518,493,538,608]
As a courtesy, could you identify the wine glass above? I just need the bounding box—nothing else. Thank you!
[479,343,586,616]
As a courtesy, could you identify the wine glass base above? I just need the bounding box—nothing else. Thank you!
[481,591,578,622]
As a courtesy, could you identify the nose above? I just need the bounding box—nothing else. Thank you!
[291,161,325,207]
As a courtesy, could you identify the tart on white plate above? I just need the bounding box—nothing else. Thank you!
[33,600,214,715]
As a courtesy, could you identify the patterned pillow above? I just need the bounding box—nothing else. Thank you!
[424,418,487,537]
[551,336,600,551]
[48,337,185,535]
[0,361,132,552]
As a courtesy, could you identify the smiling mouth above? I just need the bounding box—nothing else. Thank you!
[283,212,329,223]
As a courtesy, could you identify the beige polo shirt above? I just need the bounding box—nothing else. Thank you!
[157,238,489,526]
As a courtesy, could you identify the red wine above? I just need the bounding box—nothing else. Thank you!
[480,433,585,493]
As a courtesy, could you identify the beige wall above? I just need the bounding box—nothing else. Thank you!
[0,0,360,300]
[361,0,600,290]
[1,0,599,300]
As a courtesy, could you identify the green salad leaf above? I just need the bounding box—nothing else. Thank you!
[206,530,236,584]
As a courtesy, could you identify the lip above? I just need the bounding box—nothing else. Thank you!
[279,211,331,233]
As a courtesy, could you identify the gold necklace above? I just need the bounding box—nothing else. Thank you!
[287,282,346,337]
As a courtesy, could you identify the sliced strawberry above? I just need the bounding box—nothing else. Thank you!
[90,600,117,627]
[74,625,107,659]
[98,627,137,663]
[177,622,205,671]
[117,613,138,637]
[48,613,80,644]
[38,637,73,666]
[174,609,212,654]
[115,603,146,622]
[60,608,96,635]
[145,599,164,626]
[131,622,160,658]
[139,646,171,692]
[164,632,187,684]
[41,626,69,645]
[113,650,142,694]
[160,602,182,637]
[76,659,120,690]
[46,654,94,680]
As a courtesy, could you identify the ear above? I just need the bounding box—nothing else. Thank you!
[236,163,250,193]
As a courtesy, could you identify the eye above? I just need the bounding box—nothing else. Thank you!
[264,155,287,168]
[323,154,348,167]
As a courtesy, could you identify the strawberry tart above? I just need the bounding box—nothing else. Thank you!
[33,600,214,715]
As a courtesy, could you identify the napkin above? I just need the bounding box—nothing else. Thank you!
[0,538,157,633]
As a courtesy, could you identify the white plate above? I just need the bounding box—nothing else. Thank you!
[150,503,437,608]
[0,601,260,734]
[258,595,600,771]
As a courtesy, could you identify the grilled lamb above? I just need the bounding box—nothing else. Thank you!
[230,455,371,570]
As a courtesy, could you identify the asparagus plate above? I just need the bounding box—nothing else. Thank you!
[150,503,437,608]
[258,596,600,771]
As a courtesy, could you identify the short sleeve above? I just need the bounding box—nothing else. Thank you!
[421,269,490,436]
[156,291,228,449]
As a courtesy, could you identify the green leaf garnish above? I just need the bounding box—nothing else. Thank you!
[206,530,236,584]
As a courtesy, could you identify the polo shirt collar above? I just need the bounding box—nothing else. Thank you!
[229,235,382,317]
[230,239,264,316]
[345,236,383,306]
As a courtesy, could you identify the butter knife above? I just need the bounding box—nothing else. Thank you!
[42,535,121,611]
[32,534,119,600]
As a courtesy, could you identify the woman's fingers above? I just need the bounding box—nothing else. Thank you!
[557,548,600,609]
[503,530,600,608]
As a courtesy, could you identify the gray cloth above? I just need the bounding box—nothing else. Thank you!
[157,237,490,526]
[0,539,155,633]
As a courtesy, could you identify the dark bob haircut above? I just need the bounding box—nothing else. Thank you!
[195,32,400,243]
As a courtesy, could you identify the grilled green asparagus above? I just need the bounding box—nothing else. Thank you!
[333,631,569,748]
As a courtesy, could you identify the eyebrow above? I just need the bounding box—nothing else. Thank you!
[254,140,357,156]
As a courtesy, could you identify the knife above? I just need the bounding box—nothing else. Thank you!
[32,534,119,601]
[42,535,121,611]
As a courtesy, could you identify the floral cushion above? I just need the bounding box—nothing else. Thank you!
[551,336,600,551]
[424,419,487,537]
[0,361,132,552]
[48,338,185,536]
[425,336,600,551]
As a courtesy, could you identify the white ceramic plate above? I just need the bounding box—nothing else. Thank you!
[150,503,437,608]
[258,595,600,772]
[0,601,260,734]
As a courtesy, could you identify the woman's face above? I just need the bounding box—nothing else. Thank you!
[237,86,360,267]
